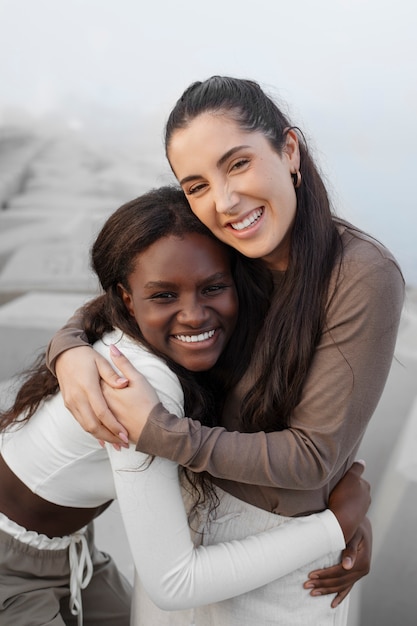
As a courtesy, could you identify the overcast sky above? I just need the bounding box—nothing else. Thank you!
[1,0,416,284]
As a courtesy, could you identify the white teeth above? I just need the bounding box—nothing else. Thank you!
[174,330,215,343]
[230,208,263,231]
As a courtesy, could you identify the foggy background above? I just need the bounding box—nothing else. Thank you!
[1,1,416,625]
[1,0,416,285]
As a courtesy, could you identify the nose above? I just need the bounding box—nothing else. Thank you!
[213,182,239,216]
[177,296,210,327]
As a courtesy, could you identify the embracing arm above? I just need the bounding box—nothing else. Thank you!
[46,308,89,374]
[103,344,372,607]
[109,445,353,610]
[134,249,404,489]
[102,338,371,609]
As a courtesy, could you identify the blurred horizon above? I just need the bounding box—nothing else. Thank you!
[1,0,416,286]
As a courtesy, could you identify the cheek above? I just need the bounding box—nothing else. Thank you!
[226,294,239,327]
[134,310,165,339]
[189,198,216,228]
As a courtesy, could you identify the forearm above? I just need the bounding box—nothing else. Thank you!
[46,309,89,375]
[138,404,327,488]
[137,257,404,490]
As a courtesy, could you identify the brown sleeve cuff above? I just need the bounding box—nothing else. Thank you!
[45,309,91,375]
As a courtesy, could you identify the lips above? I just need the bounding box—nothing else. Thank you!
[229,208,263,231]
[173,329,216,343]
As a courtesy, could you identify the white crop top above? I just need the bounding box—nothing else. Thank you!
[1,330,345,610]
[1,331,183,507]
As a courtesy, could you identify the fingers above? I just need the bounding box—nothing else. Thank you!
[304,519,372,607]
[330,587,352,608]
[96,349,129,388]
[56,343,157,446]
[60,372,129,443]
[88,402,129,445]
[341,527,363,570]
[69,395,128,445]
[304,564,358,606]
[86,369,129,443]
[305,577,354,608]
[56,346,130,445]
[109,344,142,380]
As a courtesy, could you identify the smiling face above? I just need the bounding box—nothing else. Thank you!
[167,112,300,270]
[120,232,238,372]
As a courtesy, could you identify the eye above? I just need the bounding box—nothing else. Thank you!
[230,158,249,172]
[149,292,177,301]
[202,284,229,296]
[187,182,207,196]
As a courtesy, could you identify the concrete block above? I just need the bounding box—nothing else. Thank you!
[0,291,91,379]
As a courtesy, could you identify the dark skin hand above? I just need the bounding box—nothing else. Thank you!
[302,458,372,607]
[304,462,372,608]
[304,517,372,607]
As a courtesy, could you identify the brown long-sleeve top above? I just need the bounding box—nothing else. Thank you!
[47,221,405,517]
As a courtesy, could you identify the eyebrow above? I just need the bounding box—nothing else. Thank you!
[178,145,251,186]
[143,272,232,290]
[143,281,178,290]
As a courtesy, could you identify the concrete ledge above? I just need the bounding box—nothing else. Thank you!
[0,291,92,379]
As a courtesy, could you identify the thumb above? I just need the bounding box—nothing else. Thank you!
[349,459,366,476]
[341,545,356,570]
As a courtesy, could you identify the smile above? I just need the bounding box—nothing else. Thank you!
[174,329,216,343]
[229,208,263,231]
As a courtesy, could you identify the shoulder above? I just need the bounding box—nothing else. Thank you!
[325,219,405,328]
[333,218,405,290]
[335,218,402,270]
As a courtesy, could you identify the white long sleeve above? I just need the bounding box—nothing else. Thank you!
[109,446,344,610]
[97,332,345,610]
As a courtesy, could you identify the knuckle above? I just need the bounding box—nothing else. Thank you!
[95,408,108,423]
[86,421,101,436]
[61,394,74,410]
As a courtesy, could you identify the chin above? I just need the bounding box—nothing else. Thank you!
[184,357,219,372]
[186,364,212,373]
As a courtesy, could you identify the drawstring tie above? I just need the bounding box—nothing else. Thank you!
[69,530,93,626]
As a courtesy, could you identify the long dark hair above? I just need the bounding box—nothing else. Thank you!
[165,76,343,431]
[1,186,271,435]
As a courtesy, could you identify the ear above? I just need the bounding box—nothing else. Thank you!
[117,283,135,317]
[283,128,300,170]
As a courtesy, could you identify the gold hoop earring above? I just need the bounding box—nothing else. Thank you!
[291,171,302,189]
